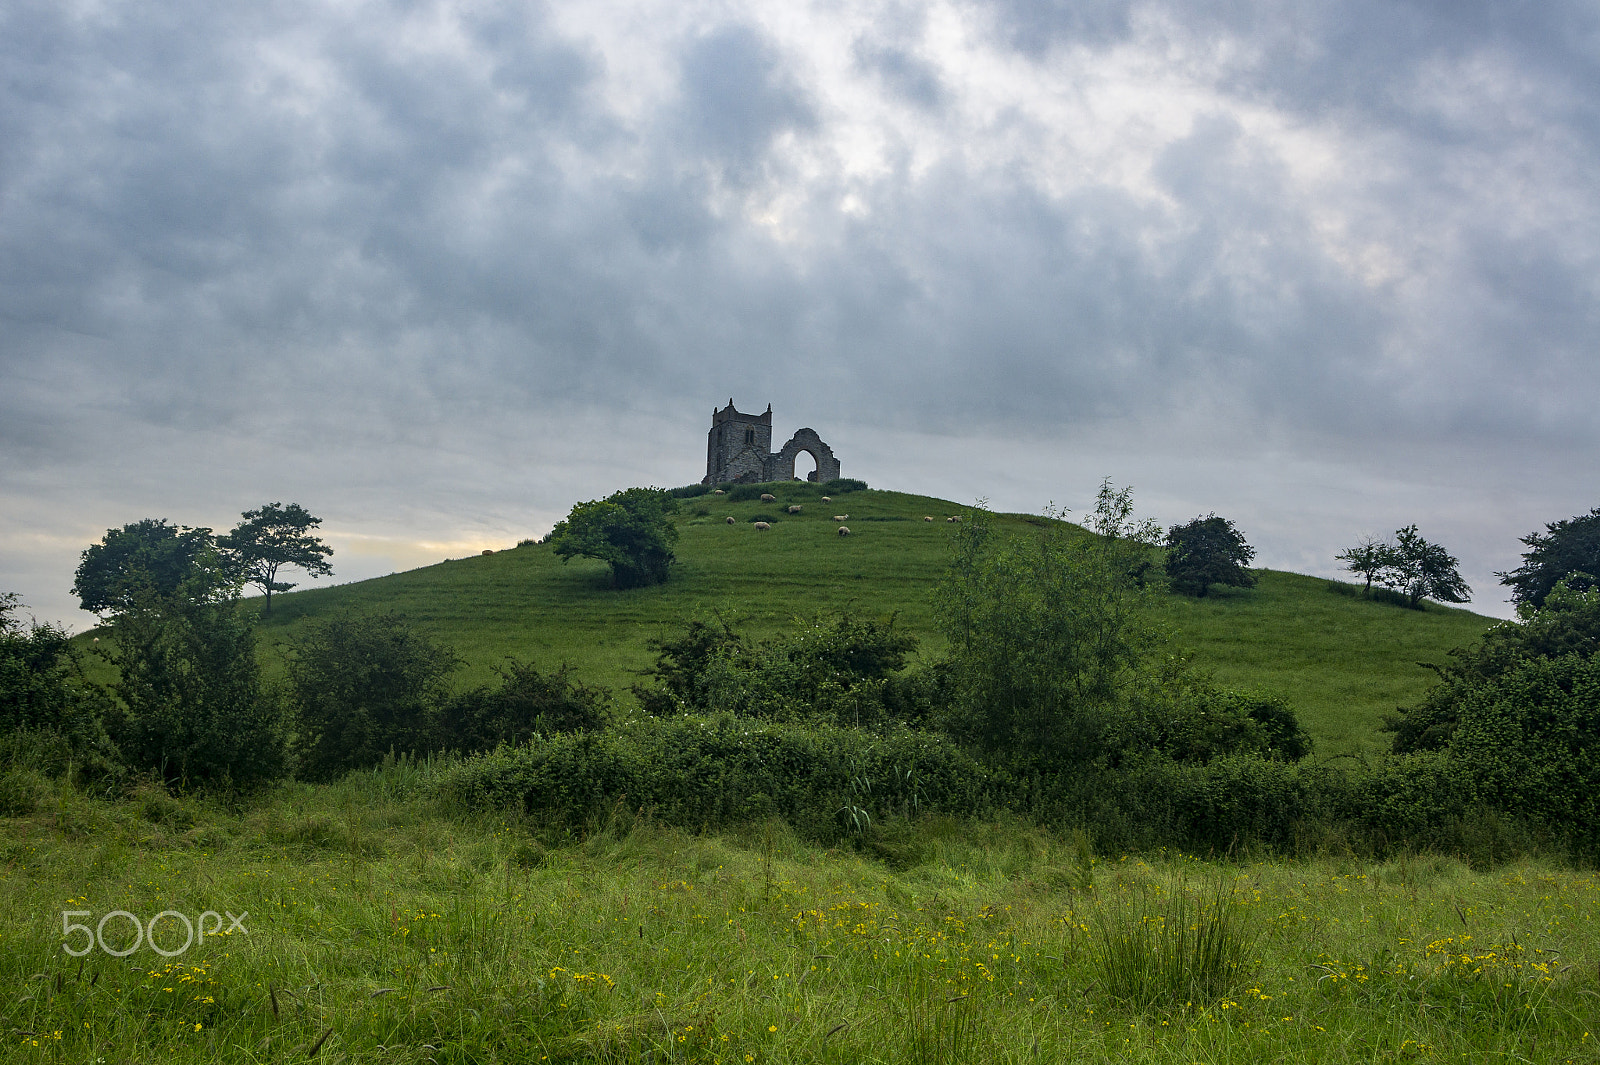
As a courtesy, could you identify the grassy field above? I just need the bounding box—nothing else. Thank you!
[234,484,1492,760]
[2,764,1596,1064]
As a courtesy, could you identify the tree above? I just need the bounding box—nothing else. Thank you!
[1335,535,1393,595]
[219,502,334,615]
[1497,506,1600,609]
[72,519,221,616]
[1381,525,1471,609]
[0,593,116,770]
[1164,513,1257,597]
[548,487,680,589]
[934,483,1165,764]
[105,587,288,791]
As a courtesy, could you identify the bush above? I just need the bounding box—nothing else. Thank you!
[437,716,999,840]
[667,484,713,498]
[632,612,919,729]
[290,611,461,781]
[1164,514,1256,597]
[106,595,288,792]
[823,478,868,493]
[441,661,611,753]
[0,595,117,774]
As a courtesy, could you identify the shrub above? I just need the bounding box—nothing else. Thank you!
[437,716,999,840]
[441,660,611,753]
[290,611,461,781]
[105,594,288,792]
[823,478,868,493]
[667,484,713,498]
[632,612,919,729]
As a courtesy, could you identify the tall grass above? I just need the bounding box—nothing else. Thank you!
[1090,880,1257,1012]
[2,776,1596,1064]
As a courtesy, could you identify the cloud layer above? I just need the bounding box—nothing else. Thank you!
[4,0,1598,625]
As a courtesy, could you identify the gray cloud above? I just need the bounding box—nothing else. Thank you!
[2,0,1597,626]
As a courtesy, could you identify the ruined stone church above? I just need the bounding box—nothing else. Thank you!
[702,400,841,485]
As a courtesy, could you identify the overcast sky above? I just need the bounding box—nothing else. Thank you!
[4,0,1597,628]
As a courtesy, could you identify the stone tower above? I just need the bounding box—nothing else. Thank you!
[703,400,841,485]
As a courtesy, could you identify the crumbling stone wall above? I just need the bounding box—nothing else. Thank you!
[703,401,842,485]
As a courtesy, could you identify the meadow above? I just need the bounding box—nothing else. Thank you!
[243,485,1492,760]
[2,762,1596,1064]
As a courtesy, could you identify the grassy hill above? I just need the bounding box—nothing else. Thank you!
[246,484,1493,760]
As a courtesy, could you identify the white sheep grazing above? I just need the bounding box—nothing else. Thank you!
[787,505,802,514]
[713,489,725,494]
[821,496,832,503]
[832,514,848,522]
[760,493,777,502]
[923,516,935,522]
[837,526,851,537]
[726,516,736,525]
[753,521,771,531]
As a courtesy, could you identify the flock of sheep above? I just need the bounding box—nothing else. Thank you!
[707,488,964,538]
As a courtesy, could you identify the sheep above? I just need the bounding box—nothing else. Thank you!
[713,489,725,494]
[923,516,935,522]
[753,521,771,531]
[821,496,832,503]
[482,549,493,556]
[727,516,736,525]
[787,505,803,514]
[760,493,777,502]
[947,516,962,523]
[832,514,848,522]
[837,526,851,537]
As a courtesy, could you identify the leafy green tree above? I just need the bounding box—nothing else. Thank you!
[105,588,287,791]
[1164,514,1257,597]
[289,611,461,781]
[934,484,1165,765]
[219,502,334,615]
[1497,506,1600,609]
[549,487,681,589]
[72,519,221,616]
[1335,535,1393,595]
[1380,525,1471,608]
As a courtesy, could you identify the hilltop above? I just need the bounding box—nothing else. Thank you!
[246,484,1493,760]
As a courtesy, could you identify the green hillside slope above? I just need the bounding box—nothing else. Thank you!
[249,485,1493,759]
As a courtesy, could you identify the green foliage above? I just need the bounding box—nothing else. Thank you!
[633,611,920,728]
[0,594,116,771]
[217,501,333,615]
[72,519,223,616]
[823,477,868,493]
[1498,505,1600,608]
[1381,525,1471,608]
[289,611,462,781]
[549,486,681,588]
[438,714,995,839]
[440,660,611,752]
[667,483,713,498]
[1164,514,1257,597]
[1334,535,1392,595]
[1386,578,1600,754]
[1107,667,1312,766]
[934,485,1164,766]
[105,591,288,791]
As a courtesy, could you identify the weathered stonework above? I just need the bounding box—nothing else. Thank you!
[703,400,841,485]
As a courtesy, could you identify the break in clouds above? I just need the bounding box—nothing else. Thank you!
[2,0,1599,624]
